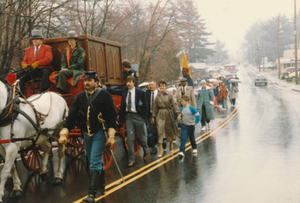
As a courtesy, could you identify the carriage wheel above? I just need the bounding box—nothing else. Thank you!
[122,132,141,156]
[20,147,42,172]
[65,136,84,158]
[103,144,115,171]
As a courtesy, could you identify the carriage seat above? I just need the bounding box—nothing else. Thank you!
[25,72,85,98]
[24,77,43,96]
[63,73,85,98]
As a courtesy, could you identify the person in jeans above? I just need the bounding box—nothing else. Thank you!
[59,71,116,203]
[177,95,200,157]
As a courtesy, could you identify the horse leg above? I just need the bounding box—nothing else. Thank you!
[0,148,13,191]
[53,143,65,185]
[9,163,22,199]
[39,140,51,178]
[0,144,19,202]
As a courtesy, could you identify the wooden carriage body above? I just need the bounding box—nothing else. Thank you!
[46,35,123,84]
[26,35,124,109]
[22,36,140,172]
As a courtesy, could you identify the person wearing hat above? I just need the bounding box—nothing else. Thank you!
[54,30,86,94]
[17,29,53,94]
[59,71,117,203]
[122,59,139,87]
[193,81,199,96]
[175,77,197,110]
[196,80,215,131]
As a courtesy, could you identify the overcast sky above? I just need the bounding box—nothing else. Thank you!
[196,0,296,57]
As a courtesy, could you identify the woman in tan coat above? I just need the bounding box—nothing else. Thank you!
[151,80,180,157]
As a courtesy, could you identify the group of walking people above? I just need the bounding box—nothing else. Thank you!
[145,77,217,158]
[16,29,239,203]
[212,77,239,110]
[146,75,239,159]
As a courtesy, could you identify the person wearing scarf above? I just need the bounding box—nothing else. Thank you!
[54,31,86,94]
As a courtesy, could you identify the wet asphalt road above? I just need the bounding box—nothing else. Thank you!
[2,66,300,203]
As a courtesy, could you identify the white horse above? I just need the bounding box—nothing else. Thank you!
[0,80,69,202]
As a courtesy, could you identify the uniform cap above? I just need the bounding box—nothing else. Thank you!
[83,71,99,81]
[31,30,44,39]
[179,78,187,82]
[200,80,206,84]
[67,30,78,39]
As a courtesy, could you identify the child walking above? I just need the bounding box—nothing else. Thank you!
[177,95,201,157]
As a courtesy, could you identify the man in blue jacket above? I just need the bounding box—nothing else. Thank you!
[107,76,149,167]
[59,71,116,203]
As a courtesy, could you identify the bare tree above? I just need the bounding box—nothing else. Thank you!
[0,0,72,77]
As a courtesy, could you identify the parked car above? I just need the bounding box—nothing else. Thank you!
[281,72,289,79]
[254,75,268,86]
[286,67,295,74]
[288,71,300,79]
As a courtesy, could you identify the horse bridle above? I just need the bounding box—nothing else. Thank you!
[0,81,19,127]
[0,81,66,147]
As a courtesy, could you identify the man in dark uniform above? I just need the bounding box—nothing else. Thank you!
[122,59,139,87]
[59,71,116,203]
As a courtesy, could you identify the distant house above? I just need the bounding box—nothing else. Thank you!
[189,63,206,79]
[189,63,206,70]
[276,49,300,70]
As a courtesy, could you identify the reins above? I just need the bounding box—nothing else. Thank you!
[0,81,15,122]
[0,65,48,79]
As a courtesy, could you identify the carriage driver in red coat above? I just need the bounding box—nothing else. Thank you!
[17,29,53,95]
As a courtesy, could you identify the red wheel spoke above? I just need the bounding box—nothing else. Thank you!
[32,154,36,168]
[36,152,40,169]
[74,148,78,156]
[26,151,33,162]
[29,153,34,167]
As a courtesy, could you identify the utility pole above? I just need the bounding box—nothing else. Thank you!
[295,0,299,84]
[257,41,260,72]
[278,16,281,79]
[262,33,265,71]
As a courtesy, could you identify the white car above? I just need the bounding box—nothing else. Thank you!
[254,75,268,86]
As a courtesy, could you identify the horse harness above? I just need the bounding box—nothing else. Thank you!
[0,81,66,150]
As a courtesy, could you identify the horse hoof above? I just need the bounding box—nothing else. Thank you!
[52,178,63,185]
[40,173,49,181]
[10,190,22,199]
[5,177,14,190]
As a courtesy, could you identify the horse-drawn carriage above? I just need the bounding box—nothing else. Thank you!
[0,35,142,202]
[21,35,142,172]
